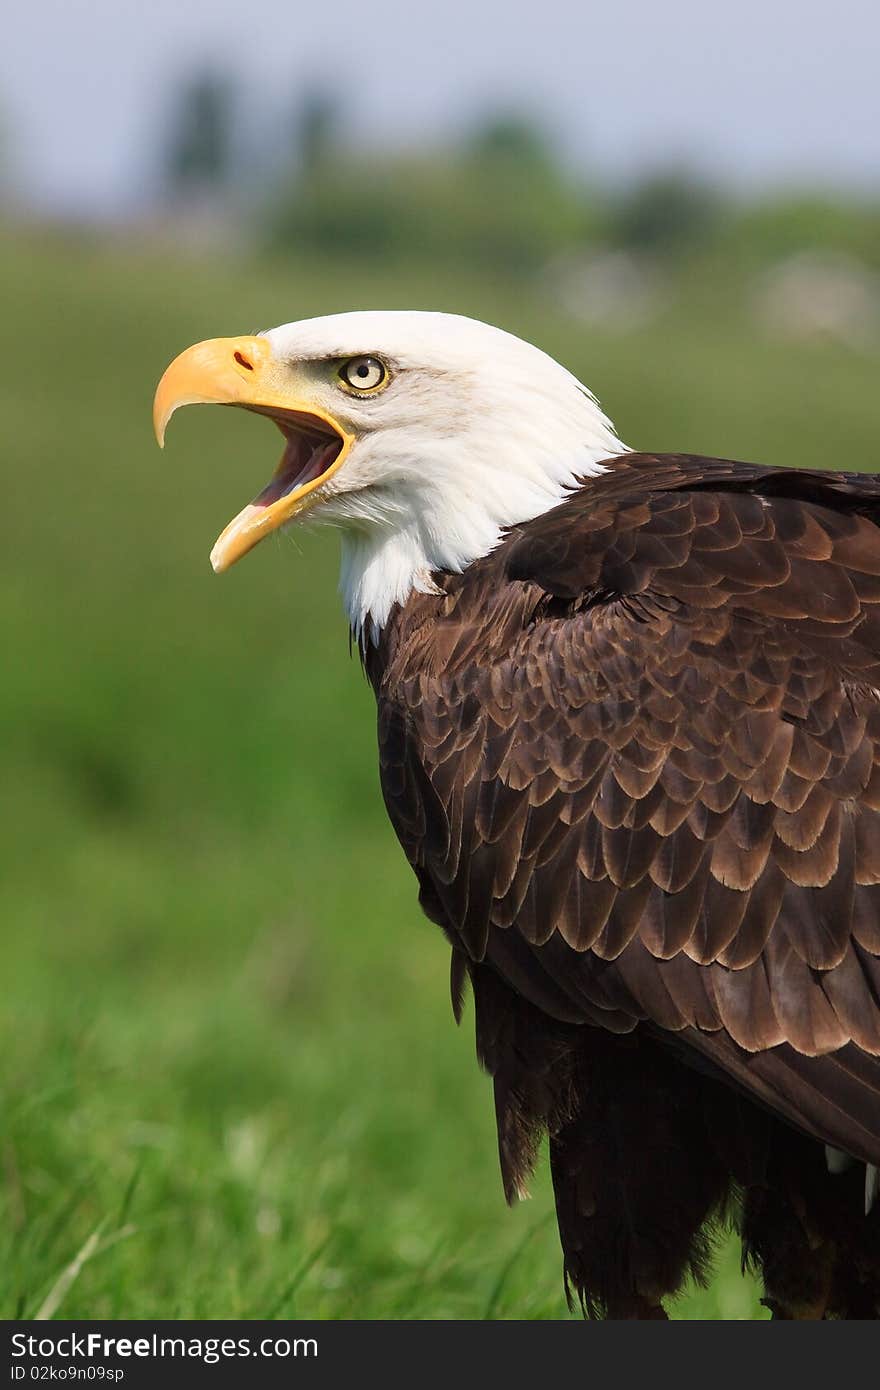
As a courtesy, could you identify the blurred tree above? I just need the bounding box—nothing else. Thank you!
[164,71,235,199]
[269,110,600,273]
[466,113,558,174]
[295,88,341,182]
[728,194,880,270]
[612,171,721,254]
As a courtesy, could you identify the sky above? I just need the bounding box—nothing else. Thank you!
[3,0,879,216]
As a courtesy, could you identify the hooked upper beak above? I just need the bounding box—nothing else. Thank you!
[153,335,353,573]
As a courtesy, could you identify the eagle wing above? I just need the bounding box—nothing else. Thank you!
[376,457,880,1164]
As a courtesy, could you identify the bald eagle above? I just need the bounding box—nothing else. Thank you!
[154,312,880,1319]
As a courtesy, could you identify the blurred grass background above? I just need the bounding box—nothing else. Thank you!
[2,50,880,1320]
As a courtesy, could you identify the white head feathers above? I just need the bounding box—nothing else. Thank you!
[262,311,627,636]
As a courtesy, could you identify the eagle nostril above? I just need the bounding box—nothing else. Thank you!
[234,349,254,371]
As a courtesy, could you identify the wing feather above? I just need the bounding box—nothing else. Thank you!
[373,456,880,1162]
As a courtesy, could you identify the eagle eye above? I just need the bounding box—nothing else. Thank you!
[338,356,388,394]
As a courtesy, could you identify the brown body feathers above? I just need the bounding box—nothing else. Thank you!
[363,455,880,1318]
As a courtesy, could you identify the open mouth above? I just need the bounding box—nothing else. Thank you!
[151,333,354,573]
[248,406,345,509]
[204,403,352,574]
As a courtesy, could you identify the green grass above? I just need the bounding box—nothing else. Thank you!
[2,229,877,1320]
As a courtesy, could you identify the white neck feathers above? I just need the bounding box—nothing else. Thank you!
[339,384,626,636]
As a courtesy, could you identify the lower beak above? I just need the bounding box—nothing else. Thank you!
[153,336,353,572]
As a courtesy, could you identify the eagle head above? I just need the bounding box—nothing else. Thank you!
[153,311,625,634]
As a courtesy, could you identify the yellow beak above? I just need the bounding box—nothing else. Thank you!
[153,335,353,573]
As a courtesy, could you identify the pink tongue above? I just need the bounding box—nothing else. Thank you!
[252,442,338,509]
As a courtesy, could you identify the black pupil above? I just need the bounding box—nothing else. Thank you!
[345,358,382,388]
